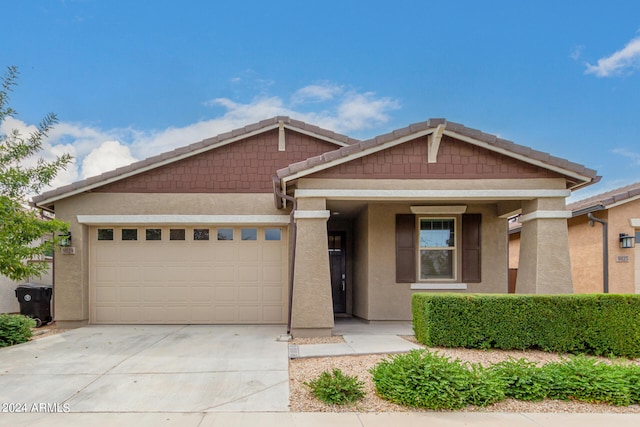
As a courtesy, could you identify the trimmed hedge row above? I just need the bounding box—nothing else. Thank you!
[412,293,640,358]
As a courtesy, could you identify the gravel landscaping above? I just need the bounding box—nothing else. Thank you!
[289,337,640,413]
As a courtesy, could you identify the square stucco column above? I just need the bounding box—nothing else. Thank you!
[290,198,334,337]
[516,198,573,294]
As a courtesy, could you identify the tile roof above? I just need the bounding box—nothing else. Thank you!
[275,119,599,187]
[32,116,358,206]
[567,181,640,212]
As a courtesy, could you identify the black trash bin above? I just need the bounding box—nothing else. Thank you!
[15,283,53,327]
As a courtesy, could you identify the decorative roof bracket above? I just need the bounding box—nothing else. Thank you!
[278,120,286,151]
[427,123,446,163]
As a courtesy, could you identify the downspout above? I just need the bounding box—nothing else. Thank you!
[273,175,297,335]
[588,212,608,293]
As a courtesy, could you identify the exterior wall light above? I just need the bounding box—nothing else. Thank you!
[59,232,72,247]
[619,233,635,249]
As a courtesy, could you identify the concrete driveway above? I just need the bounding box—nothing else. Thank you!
[0,325,289,413]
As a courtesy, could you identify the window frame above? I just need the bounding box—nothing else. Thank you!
[418,216,458,281]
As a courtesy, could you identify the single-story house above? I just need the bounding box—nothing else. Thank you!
[33,117,598,337]
[510,182,640,294]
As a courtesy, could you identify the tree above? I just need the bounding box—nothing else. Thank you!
[0,65,72,281]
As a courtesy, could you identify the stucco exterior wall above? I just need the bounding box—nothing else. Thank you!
[508,233,520,269]
[352,206,369,319]
[360,203,508,321]
[567,214,604,293]
[607,200,639,293]
[52,192,286,326]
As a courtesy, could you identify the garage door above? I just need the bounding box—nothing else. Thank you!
[90,225,287,324]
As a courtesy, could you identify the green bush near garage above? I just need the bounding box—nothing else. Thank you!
[0,314,36,347]
[412,293,640,358]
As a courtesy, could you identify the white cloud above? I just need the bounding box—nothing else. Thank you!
[291,83,343,104]
[81,140,136,179]
[585,36,640,77]
[4,81,400,194]
[613,147,640,165]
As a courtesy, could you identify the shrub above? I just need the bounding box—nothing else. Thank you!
[412,293,640,358]
[370,349,505,410]
[372,350,640,410]
[543,356,633,406]
[304,368,365,405]
[490,358,553,401]
[0,314,36,347]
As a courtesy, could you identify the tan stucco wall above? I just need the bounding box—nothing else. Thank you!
[352,206,369,319]
[567,200,639,294]
[52,192,287,326]
[607,200,638,293]
[568,214,605,293]
[508,233,520,269]
[513,198,640,294]
[516,198,573,294]
[359,203,508,321]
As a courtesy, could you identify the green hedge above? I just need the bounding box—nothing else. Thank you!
[412,294,640,358]
[0,314,36,347]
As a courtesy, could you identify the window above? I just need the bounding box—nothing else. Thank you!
[194,229,209,241]
[217,228,233,240]
[265,228,281,241]
[396,213,481,284]
[170,229,186,241]
[98,228,114,241]
[241,228,257,241]
[419,218,455,280]
[122,229,138,241]
[146,228,162,241]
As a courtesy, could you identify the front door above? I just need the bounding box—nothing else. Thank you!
[328,231,346,313]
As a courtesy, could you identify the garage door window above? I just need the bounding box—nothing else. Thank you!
[170,229,186,241]
[146,229,162,241]
[265,228,281,241]
[98,229,114,241]
[122,229,138,241]
[241,228,257,241]
[194,229,209,241]
[217,228,233,240]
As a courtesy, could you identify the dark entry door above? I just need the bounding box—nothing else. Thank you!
[328,231,346,313]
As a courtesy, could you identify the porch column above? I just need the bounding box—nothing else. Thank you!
[516,198,573,294]
[290,198,334,337]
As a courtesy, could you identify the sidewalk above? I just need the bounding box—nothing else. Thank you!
[3,411,639,427]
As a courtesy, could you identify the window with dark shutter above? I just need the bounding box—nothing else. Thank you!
[461,213,481,283]
[396,214,416,283]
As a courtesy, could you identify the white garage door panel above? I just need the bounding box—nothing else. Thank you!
[91,226,287,324]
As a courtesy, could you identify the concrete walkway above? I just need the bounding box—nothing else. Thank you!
[290,318,421,358]
[4,411,639,426]
[1,320,638,426]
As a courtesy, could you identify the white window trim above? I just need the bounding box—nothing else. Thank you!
[411,283,468,290]
[418,217,457,281]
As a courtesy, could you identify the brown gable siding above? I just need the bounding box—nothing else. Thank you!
[95,129,338,193]
[310,135,565,180]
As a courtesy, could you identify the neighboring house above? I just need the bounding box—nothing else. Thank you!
[32,117,598,337]
[511,182,640,295]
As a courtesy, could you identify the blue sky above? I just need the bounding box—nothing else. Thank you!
[3,0,640,201]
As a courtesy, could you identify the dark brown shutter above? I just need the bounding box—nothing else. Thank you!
[461,213,481,283]
[396,214,416,283]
